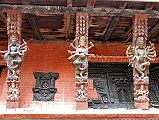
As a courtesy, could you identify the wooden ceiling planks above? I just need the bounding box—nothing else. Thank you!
[0,1,159,43]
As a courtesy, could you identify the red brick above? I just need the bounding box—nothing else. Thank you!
[1,40,159,109]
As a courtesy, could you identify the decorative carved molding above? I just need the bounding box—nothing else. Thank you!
[0,10,27,102]
[32,72,59,101]
[126,14,156,109]
[68,13,94,102]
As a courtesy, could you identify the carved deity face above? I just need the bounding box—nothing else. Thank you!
[80,85,84,89]
[11,82,16,88]
[79,36,86,47]
[137,37,144,48]
[140,85,144,90]
[10,34,17,46]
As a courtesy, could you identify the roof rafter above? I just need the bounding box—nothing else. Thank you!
[0,12,6,25]
[28,13,43,40]
[65,0,72,40]
[22,0,43,40]
[102,2,127,42]
[87,0,95,8]
[149,20,159,39]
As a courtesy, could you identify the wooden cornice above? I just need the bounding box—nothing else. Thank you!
[0,4,159,18]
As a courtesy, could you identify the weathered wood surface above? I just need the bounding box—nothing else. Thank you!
[0,4,159,18]
[28,13,43,40]
[121,3,155,43]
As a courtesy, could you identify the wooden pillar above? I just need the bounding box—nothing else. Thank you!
[126,14,156,109]
[0,10,27,108]
[68,12,94,110]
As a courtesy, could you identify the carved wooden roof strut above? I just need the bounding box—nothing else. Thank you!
[121,3,154,43]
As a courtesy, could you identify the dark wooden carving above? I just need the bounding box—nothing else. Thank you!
[32,72,59,101]
[88,62,159,109]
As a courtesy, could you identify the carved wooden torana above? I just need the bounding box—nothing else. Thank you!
[126,14,156,109]
[68,13,94,102]
[0,10,27,102]
[33,72,59,101]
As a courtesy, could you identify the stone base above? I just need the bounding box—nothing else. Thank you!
[134,102,149,110]
[76,101,88,110]
[6,101,20,108]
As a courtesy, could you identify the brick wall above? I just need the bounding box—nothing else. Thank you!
[19,41,76,107]
[0,68,8,102]
[89,43,159,63]
[0,41,159,108]
[89,43,159,57]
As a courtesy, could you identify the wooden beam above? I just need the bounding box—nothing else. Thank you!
[28,13,43,40]
[21,0,43,40]
[144,2,154,10]
[102,2,127,42]
[117,0,158,2]
[87,0,95,8]
[1,0,159,2]
[0,12,6,25]
[121,3,154,43]
[65,0,72,39]
[148,20,159,38]
[102,17,120,42]
[0,4,159,18]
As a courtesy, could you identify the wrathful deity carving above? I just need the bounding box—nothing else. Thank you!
[68,36,94,82]
[7,82,20,102]
[75,84,87,101]
[126,37,156,83]
[0,34,27,81]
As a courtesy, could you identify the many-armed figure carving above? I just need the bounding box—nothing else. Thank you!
[7,82,20,102]
[68,36,94,81]
[0,34,27,80]
[126,37,156,82]
[75,85,87,101]
[134,85,149,102]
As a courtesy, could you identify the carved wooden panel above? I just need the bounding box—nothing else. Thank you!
[88,62,159,109]
[32,72,59,101]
